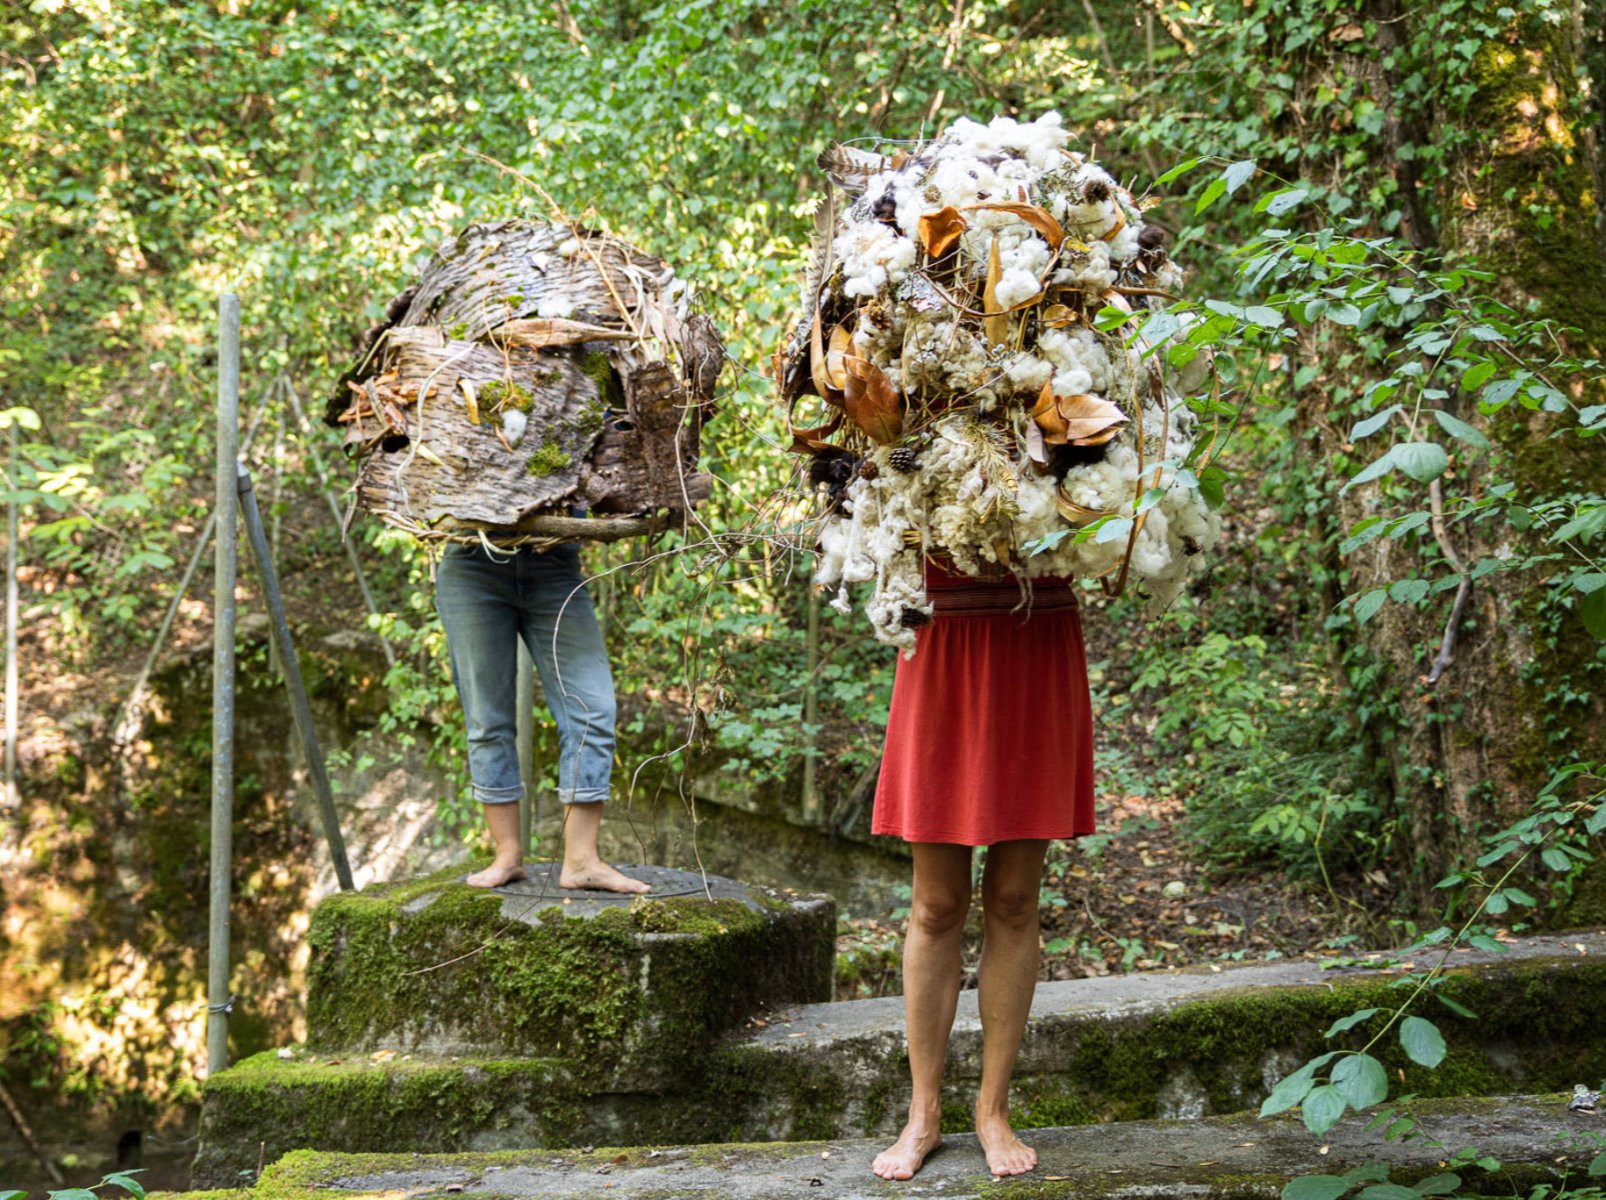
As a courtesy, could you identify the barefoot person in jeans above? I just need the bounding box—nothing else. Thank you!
[435,539,648,895]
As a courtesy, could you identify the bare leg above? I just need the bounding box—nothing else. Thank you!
[872,843,973,1181]
[974,838,1048,1177]
[558,801,650,894]
[465,803,527,888]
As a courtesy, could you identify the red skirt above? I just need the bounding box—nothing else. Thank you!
[871,562,1097,846]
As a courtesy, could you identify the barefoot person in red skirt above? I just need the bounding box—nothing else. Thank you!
[870,559,1096,1181]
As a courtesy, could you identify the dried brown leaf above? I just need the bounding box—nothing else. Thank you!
[965,201,1067,249]
[809,311,844,406]
[983,237,1008,347]
[917,206,968,260]
[826,324,854,391]
[842,353,903,444]
[1033,381,1126,446]
[1059,392,1128,445]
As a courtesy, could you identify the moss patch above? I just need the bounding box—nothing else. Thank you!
[479,379,534,413]
[303,869,832,1087]
[525,439,572,476]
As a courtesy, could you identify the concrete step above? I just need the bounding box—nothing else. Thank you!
[194,929,1606,1185]
[189,1095,1597,1200]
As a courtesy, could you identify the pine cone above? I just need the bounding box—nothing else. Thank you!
[888,446,920,473]
[857,460,880,481]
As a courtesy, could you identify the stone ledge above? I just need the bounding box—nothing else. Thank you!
[726,932,1606,1136]
[303,863,835,1079]
[194,932,1606,1185]
[187,1095,1603,1200]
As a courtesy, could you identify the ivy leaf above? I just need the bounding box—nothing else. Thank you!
[1580,588,1606,640]
[1351,405,1401,440]
[1541,846,1572,871]
[103,1172,147,1200]
[1154,157,1202,185]
[1093,516,1134,544]
[1432,410,1489,449]
[1331,1054,1389,1109]
[1260,1052,1339,1117]
[1281,1177,1352,1200]
[1302,1084,1348,1135]
[1589,1151,1606,1177]
[1393,442,1449,483]
[1434,992,1477,1020]
[1481,378,1521,408]
[1466,933,1506,954]
[1399,1016,1447,1068]
[1264,188,1308,216]
[1352,589,1388,624]
[1344,447,1400,492]
[1196,177,1228,214]
[1223,158,1258,194]
[1325,1007,1382,1037]
[1388,578,1429,604]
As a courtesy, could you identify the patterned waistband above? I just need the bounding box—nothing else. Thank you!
[928,579,1081,618]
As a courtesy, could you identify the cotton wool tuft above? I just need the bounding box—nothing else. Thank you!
[782,113,1222,650]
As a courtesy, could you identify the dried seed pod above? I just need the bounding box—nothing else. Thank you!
[857,459,880,481]
[899,606,933,629]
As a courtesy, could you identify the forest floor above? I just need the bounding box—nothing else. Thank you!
[833,785,1390,1000]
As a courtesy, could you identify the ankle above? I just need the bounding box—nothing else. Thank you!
[974,1101,1012,1124]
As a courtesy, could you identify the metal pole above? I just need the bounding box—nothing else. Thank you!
[279,377,396,670]
[801,584,821,823]
[207,293,241,1076]
[516,642,535,855]
[266,423,284,677]
[237,463,355,892]
[4,424,18,810]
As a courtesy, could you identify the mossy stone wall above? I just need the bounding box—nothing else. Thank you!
[303,867,834,1088]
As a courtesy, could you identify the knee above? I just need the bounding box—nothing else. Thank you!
[909,888,971,937]
[982,881,1039,931]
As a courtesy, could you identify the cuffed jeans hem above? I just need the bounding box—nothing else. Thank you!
[559,788,609,805]
[473,785,524,805]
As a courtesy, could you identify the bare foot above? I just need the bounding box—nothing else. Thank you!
[871,1122,944,1181]
[560,861,650,894]
[465,860,526,889]
[975,1113,1036,1177]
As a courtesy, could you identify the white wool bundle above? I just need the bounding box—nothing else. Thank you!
[791,112,1221,649]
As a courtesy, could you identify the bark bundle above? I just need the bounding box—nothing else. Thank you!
[328,220,724,544]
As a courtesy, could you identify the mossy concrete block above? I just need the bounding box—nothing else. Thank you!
[303,864,834,1085]
[730,931,1606,1141]
[211,1095,1598,1200]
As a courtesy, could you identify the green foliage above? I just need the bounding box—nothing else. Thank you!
[3,0,1600,896]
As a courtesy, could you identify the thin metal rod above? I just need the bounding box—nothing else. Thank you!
[279,376,396,670]
[4,424,18,810]
[516,640,535,855]
[267,423,285,677]
[112,401,273,754]
[237,463,355,892]
[207,292,241,1077]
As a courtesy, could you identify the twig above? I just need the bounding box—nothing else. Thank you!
[0,1079,64,1185]
[1425,479,1470,686]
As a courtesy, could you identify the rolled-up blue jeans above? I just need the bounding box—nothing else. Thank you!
[435,542,615,806]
